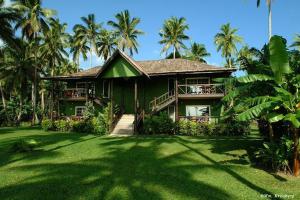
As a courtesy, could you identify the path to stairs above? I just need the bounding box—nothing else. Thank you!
[111,114,135,136]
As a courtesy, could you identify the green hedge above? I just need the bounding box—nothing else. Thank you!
[177,118,250,136]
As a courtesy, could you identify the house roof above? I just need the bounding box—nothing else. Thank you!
[136,59,235,75]
[44,50,235,80]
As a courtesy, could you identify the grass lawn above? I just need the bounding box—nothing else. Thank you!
[0,127,299,200]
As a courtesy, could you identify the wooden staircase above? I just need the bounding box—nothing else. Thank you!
[111,114,135,135]
[149,90,175,113]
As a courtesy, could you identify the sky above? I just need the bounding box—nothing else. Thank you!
[4,0,300,70]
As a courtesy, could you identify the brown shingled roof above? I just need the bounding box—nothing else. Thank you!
[136,59,234,75]
[44,50,235,80]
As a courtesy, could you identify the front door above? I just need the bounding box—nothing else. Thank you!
[168,78,175,92]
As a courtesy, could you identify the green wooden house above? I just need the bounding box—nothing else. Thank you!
[47,49,235,134]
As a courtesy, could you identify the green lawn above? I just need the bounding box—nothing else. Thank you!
[0,127,299,200]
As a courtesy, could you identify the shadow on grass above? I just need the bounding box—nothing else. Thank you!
[175,136,280,200]
[0,131,99,167]
[0,136,232,200]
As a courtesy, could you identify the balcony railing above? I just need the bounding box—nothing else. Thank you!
[60,88,88,100]
[178,84,225,98]
[179,116,220,123]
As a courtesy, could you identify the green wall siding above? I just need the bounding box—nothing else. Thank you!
[60,101,86,116]
[101,57,141,78]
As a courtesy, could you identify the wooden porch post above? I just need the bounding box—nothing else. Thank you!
[110,79,114,132]
[134,79,138,134]
[175,77,179,122]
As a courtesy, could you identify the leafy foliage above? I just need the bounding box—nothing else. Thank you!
[143,112,175,134]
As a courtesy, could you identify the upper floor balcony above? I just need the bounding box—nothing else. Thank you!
[178,84,225,99]
[60,88,94,101]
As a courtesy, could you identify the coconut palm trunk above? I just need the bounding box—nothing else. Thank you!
[0,82,8,122]
[173,46,176,59]
[268,1,272,40]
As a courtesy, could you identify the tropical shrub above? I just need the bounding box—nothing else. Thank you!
[11,139,39,153]
[177,118,249,136]
[41,119,54,131]
[143,112,175,134]
[54,119,71,132]
[255,136,294,173]
[219,118,250,136]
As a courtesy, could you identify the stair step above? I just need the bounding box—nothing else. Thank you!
[111,114,135,135]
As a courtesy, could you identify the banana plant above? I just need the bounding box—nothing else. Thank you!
[232,35,299,176]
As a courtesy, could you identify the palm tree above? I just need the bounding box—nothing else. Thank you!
[73,14,101,67]
[185,42,210,63]
[12,0,55,124]
[0,40,35,124]
[159,17,189,59]
[214,23,243,68]
[70,27,90,72]
[40,18,69,76]
[257,0,273,40]
[291,34,300,50]
[108,10,144,56]
[97,29,117,61]
[0,0,20,46]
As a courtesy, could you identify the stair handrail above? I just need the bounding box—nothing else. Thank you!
[149,90,175,111]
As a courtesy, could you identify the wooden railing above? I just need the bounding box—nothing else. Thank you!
[178,84,225,96]
[61,88,96,100]
[135,109,145,133]
[149,90,175,111]
[179,116,220,123]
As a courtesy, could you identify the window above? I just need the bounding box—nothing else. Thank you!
[75,106,86,116]
[186,105,210,117]
[103,80,110,98]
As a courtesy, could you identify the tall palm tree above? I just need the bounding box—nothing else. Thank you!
[159,17,189,59]
[70,27,90,72]
[0,39,35,123]
[108,10,144,56]
[73,14,101,67]
[40,18,69,76]
[0,0,20,46]
[12,0,55,124]
[214,23,243,68]
[97,29,117,61]
[185,42,210,63]
[257,0,273,40]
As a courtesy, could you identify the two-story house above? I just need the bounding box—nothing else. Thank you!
[46,49,235,134]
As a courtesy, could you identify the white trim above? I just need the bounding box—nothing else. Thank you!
[75,106,86,116]
[185,77,210,84]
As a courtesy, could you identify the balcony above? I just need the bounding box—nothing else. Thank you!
[178,84,225,99]
[60,88,89,101]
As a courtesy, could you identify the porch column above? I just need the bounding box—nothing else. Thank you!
[134,79,138,133]
[175,77,179,122]
[109,79,114,132]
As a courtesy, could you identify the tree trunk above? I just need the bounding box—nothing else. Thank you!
[293,127,299,177]
[90,41,93,67]
[268,1,272,41]
[0,82,8,122]
[17,93,23,126]
[77,56,80,72]
[269,123,274,142]
[173,46,176,59]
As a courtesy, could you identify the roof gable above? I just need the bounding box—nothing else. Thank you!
[101,56,141,78]
[96,49,149,78]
